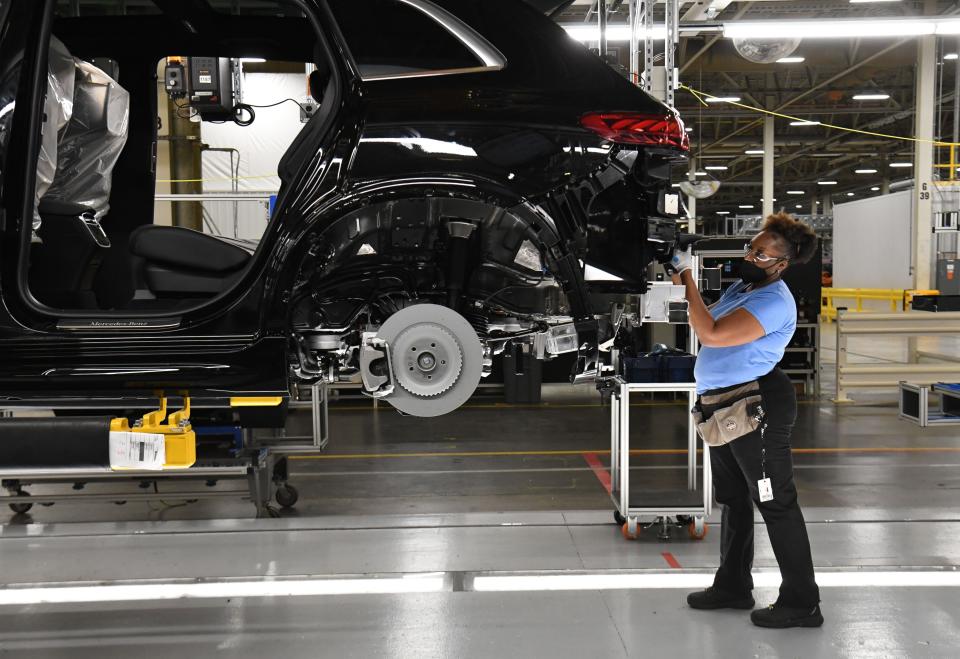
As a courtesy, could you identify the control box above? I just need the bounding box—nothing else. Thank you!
[163,57,239,120]
[188,57,236,119]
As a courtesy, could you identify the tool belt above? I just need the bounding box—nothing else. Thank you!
[692,380,765,447]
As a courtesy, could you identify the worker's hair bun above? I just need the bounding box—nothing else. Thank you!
[762,212,818,264]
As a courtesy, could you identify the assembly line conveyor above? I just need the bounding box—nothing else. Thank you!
[0,382,329,518]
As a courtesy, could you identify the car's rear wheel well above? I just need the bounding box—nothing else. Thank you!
[278,188,587,385]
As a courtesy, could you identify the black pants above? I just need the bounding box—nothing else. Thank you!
[705,368,820,607]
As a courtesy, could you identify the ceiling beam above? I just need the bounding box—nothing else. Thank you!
[693,38,913,155]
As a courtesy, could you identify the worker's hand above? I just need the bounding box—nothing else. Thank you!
[670,246,694,275]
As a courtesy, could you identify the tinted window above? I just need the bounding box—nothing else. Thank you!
[208,0,306,17]
[55,0,162,17]
[328,0,481,77]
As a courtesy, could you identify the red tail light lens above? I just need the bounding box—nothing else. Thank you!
[580,112,689,151]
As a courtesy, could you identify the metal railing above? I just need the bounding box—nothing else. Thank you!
[154,192,274,240]
[821,288,939,321]
[834,308,960,403]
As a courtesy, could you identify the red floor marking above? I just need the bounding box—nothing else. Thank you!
[661,552,682,569]
[583,453,612,494]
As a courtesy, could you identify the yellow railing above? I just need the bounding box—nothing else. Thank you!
[821,288,939,321]
[936,144,959,181]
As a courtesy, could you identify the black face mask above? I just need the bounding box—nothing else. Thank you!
[739,260,776,284]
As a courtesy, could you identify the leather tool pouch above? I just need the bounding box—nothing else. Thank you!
[691,381,764,447]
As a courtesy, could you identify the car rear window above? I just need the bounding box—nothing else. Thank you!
[55,0,162,16]
[327,0,484,78]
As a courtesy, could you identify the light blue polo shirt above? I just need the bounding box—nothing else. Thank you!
[694,279,796,394]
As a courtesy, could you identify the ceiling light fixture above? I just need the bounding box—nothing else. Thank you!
[738,204,754,209]
[239,57,266,63]
[560,25,666,42]
[871,186,881,191]
[946,53,960,61]
[790,120,820,126]
[854,169,878,174]
[849,0,902,4]
[795,204,803,209]
[716,211,730,215]
[722,18,960,40]
[852,93,890,100]
[777,56,805,63]
[889,162,913,167]
[787,190,805,194]
[818,180,838,185]
[705,96,742,103]
[561,15,960,41]
[744,149,764,155]
[694,171,707,176]
[704,165,728,171]
[847,192,856,196]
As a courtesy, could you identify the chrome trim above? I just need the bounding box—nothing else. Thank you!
[364,65,501,82]
[57,318,182,331]
[362,0,506,81]
[154,193,273,202]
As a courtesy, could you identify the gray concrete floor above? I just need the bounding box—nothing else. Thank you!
[1,326,959,657]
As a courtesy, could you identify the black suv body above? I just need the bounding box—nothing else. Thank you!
[0,0,688,418]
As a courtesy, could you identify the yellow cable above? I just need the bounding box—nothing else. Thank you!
[679,83,960,148]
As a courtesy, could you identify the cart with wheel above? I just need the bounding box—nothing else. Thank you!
[609,379,712,541]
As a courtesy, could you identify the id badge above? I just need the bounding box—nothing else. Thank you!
[758,477,774,503]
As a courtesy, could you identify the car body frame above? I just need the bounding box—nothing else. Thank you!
[0,0,688,418]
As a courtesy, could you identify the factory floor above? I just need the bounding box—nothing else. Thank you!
[1,326,959,657]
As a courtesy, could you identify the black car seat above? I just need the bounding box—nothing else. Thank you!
[128,225,255,299]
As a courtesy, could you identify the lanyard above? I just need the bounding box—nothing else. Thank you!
[756,405,767,479]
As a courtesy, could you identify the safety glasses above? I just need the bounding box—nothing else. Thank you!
[743,243,788,264]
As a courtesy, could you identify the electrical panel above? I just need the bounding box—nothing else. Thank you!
[163,57,240,120]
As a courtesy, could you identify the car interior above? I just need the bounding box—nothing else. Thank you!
[25,2,332,313]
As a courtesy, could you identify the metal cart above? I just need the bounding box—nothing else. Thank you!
[608,378,713,541]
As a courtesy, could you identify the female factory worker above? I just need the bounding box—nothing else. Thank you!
[670,212,822,629]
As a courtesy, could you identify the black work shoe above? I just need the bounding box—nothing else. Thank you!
[751,602,824,628]
[687,587,755,610]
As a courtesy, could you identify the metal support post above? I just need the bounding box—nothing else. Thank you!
[598,0,608,61]
[912,34,936,293]
[763,116,775,219]
[687,156,697,229]
[911,34,936,363]
[628,0,639,84]
[643,1,654,94]
[312,381,329,450]
[833,308,851,403]
[665,0,679,108]
[954,35,960,148]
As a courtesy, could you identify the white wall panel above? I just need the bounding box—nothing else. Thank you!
[199,71,308,239]
[833,190,914,291]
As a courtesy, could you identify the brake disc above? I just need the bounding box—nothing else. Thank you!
[376,304,483,417]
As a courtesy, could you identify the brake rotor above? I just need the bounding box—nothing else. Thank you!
[393,323,463,398]
[377,304,483,417]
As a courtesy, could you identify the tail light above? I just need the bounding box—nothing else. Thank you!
[580,112,689,151]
